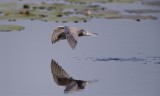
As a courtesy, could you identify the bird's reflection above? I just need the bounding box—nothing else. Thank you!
[51,59,98,94]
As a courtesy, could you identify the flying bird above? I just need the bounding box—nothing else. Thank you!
[51,59,97,94]
[51,26,97,49]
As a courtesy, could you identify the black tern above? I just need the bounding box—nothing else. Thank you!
[51,26,97,49]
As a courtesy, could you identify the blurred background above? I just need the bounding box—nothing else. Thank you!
[0,0,160,96]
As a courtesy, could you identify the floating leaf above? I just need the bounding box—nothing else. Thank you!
[0,8,44,21]
[0,25,25,32]
[105,14,157,21]
[25,2,87,11]
[77,8,120,19]
[125,9,160,14]
[121,15,157,20]
[0,2,17,10]
[43,16,89,23]
[65,0,141,4]
[142,1,160,6]
[0,1,158,23]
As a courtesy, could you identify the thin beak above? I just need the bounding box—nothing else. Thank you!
[86,30,98,37]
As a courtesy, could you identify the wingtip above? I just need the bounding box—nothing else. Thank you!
[71,46,76,50]
[64,91,69,94]
[51,59,56,64]
[94,33,98,36]
[68,39,77,50]
[51,40,54,44]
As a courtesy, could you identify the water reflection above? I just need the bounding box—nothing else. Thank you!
[93,57,145,62]
[0,0,160,96]
[142,1,160,6]
[51,59,97,94]
[72,55,160,65]
[155,62,160,64]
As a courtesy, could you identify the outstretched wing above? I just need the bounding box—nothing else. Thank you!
[51,59,70,85]
[64,27,80,49]
[51,27,65,44]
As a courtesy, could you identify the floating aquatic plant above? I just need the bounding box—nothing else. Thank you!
[0,2,17,10]
[25,2,87,11]
[0,25,25,32]
[79,8,121,18]
[125,9,160,14]
[65,0,141,4]
[48,16,89,23]
[121,15,157,20]
[142,1,160,6]
[0,1,159,23]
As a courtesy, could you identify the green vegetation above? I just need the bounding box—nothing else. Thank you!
[0,0,159,23]
[0,25,25,32]
[65,0,141,4]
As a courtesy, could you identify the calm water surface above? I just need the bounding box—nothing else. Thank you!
[0,1,160,96]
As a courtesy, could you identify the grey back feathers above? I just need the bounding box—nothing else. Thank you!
[51,26,97,49]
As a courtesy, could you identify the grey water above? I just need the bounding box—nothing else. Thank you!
[1,1,160,96]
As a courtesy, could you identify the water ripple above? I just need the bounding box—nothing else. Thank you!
[73,55,160,64]
[93,57,145,62]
